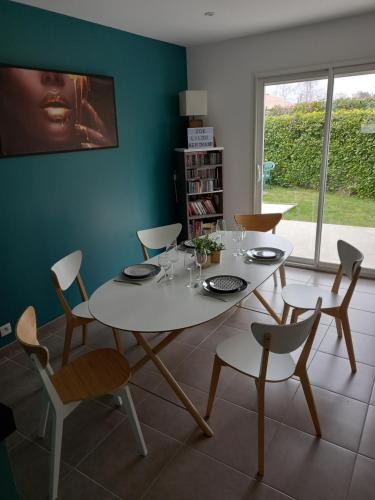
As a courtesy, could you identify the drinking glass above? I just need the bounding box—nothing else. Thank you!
[232,224,244,256]
[158,252,172,281]
[184,251,197,287]
[239,226,247,255]
[195,249,208,284]
[216,219,226,244]
[165,243,179,279]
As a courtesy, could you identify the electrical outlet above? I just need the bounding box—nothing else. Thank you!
[0,322,12,337]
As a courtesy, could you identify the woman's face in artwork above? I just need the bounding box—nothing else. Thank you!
[0,67,79,152]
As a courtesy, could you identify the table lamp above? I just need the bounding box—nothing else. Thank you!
[179,90,207,128]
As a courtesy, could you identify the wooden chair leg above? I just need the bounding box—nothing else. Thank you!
[112,328,124,354]
[50,411,63,500]
[290,308,299,324]
[82,324,88,345]
[335,318,343,338]
[300,370,321,437]
[122,386,148,456]
[62,322,74,366]
[256,378,266,477]
[206,355,223,418]
[341,312,357,373]
[279,264,286,288]
[281,304,290,324]
[253,289,282,324]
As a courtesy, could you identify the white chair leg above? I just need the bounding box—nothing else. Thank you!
[122,386,148,456]
[38,399,50,438]
[50,411,63,500]
[114,395,123,407]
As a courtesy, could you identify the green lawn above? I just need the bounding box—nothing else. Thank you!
[263,186,375,227]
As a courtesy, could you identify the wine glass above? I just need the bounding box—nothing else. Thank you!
[216,219,226,244]
[158,252,172,281]
[184,251,197,288]
[195,249,207,284]
[165,243,179,279]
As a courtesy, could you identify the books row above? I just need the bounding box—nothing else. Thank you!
[189,220,218,238]
[185,151,222,167]
[187,179,221,193]
[188,198,217,216]
[186,166,219,180]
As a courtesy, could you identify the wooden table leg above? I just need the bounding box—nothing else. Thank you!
[132,332,214,437]
[253,290,282,324]
[279,264,286,288]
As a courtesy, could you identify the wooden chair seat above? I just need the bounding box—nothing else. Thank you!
[71,300,93,319]
[16,307,147,500]
[217,332,296,382]
[51,348,131,403]
[282,284,342,311]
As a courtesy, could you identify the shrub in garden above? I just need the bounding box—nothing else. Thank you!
[264,101,375,198]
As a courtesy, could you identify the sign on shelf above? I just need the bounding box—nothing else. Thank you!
[188,127,214,148]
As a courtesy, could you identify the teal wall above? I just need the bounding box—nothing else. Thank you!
[0,442,18,499]
[0,0,187,346]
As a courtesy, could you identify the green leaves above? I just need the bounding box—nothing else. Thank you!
[264,104,375,198]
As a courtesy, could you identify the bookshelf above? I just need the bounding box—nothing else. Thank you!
[174,147,224,240]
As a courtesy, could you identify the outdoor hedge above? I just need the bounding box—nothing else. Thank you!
[264,106,375,198]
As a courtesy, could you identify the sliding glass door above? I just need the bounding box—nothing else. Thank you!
[255,66,375,275]
[320,71,375,271]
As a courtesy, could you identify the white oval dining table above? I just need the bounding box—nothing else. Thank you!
[89,231,293,437]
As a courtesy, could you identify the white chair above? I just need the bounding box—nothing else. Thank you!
[206,299,322,476]
[137,223,182,260]
[281,240,363,373]
[16,306,147,500]
[51,250,123,365]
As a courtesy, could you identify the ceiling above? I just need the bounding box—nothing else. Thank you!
[14,0,375,47]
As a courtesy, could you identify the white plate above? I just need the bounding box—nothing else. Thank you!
[247,247,284,261]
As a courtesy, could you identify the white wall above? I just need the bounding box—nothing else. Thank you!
[187,12,375,223]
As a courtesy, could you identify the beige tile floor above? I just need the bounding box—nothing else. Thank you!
[1,267,375,499]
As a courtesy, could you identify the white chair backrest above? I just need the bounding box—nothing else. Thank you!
[251,298,322,354]
[51,250,82,291]
[337,240,363,279]
[137,223,182,251]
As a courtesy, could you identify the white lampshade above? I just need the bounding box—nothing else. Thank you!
[179,90,207,117]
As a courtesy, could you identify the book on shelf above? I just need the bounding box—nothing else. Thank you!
[188,220,220,238]
[187,179,220,194]
[185,151,222,168]
[186,166,218,180]
[188,198,217,217]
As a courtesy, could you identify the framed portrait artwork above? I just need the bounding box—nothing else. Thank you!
[0,64,119,158]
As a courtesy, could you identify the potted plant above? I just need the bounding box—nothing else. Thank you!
[192,235,225,265]
[208,238,225,263]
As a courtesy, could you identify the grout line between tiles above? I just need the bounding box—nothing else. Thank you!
[317,344,375,370]
[138,441,185,500]
[62,467,123,499]
[74,415,127,470]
